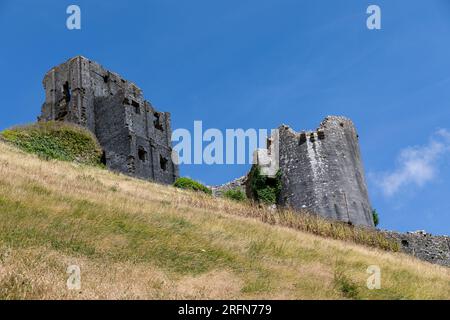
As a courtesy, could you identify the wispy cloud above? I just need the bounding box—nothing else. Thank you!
[373,129,450,197]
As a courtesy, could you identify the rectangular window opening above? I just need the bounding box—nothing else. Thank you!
[138,147,147,162]
[154,112,164,131]
[63,81,71,103]
[131,100,140,114]
[160,154,168,171]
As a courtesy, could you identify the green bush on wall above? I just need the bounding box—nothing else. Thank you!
[247,165,282,205]
[372,209,380,227]
[173,177,212,195]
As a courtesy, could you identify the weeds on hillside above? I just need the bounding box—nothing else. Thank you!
[173,191,399,252]
[334,260,360,299]
[223,188,247,202]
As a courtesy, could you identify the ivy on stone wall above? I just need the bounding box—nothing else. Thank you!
[248,165,282,205]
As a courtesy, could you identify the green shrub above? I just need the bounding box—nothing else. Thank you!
[173,177,212,195]
[223,188,247,202]
[372,209,379,227]
[0,121,103,166]
[334,262,359,299]
[247,165,282,205]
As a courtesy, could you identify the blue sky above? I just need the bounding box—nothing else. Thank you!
[1,0,449,234]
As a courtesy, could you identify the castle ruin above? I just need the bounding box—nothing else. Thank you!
[37,57,450,267]
[277,116,374,227]
[39,56,178,184]
[215,116,374,228]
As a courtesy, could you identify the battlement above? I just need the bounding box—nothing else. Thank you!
[278,116,357,146]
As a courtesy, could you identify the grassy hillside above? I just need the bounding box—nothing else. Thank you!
[0,141,449,299]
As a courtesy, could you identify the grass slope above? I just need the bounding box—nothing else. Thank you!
[0,141,449,299]
[0,122,103,166]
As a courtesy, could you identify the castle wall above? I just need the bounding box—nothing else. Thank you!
[211,176,247,197]
[40,56,178,184]
[384,231,450,267]
[278,116,374,227]
[94,93,131,174]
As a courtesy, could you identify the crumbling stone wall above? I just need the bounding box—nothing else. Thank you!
[39,56,178,184]
[383,230,450,267]
[215,116,373,227]
[276,116,374,227]
[211,176,248,197]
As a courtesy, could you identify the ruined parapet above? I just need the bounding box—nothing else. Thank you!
[275,116,374,227]
[383,230,450,267]
[39,56,178,184]
[211,176,248,197]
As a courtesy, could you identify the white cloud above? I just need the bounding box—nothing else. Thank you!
[374,129,450,197]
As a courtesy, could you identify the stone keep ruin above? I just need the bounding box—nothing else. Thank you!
[214,116,374,228]
[39,56,178,184]
[277,116,374,227]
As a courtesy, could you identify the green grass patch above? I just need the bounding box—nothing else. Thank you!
[173,177,212,195]
[0,121,103,166]
[333,263,360,299]
[223,188,247,202]
[0,189,241,275]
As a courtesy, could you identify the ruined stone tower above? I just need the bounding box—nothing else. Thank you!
[277,116,374,227]
[39,56,178,184]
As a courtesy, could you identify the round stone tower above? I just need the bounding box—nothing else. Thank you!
[277,116,374,227]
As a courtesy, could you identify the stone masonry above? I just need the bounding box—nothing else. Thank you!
[383,230,450,267]
[213,116,374,227]
[39,56,178,184]
[211,176,248,197]
[277,116,374,227]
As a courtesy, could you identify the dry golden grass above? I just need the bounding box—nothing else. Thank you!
[0,141,449,299]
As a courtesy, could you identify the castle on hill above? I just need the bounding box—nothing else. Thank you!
[39,56,372,227]
[36,56,450,266]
